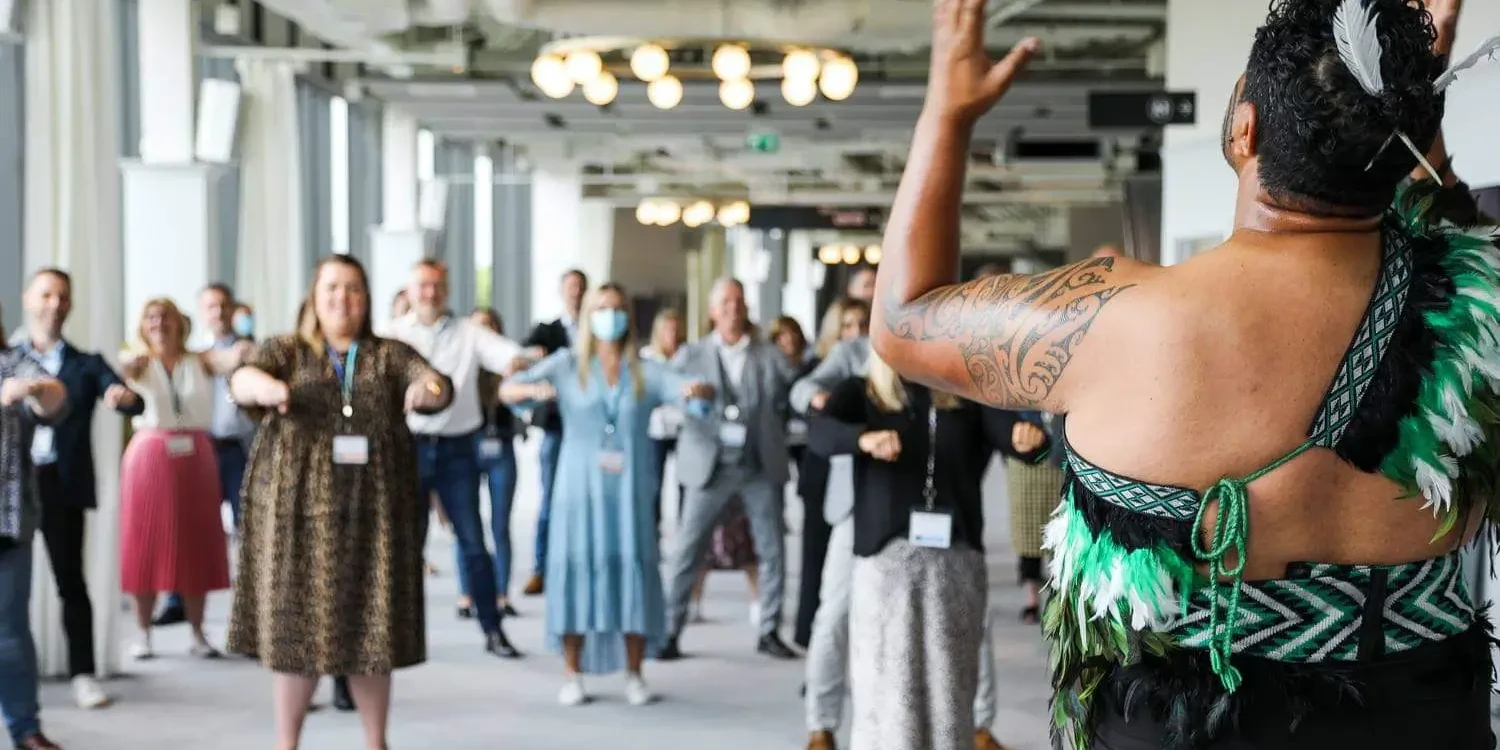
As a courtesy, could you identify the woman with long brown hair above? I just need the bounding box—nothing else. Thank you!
[227,255,451,750]
[117,297,248,660]
[501,282,711,707]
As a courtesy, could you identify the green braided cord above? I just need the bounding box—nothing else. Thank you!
[1189,440,1314,692]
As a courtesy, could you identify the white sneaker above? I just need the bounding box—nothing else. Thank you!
[624,675,653,707]
[189,641,222,659]
[72,676,110,709]
[129,641,154,660]
[558,676,587,707]
[749,603,761,626]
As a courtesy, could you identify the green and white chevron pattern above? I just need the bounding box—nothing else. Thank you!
[1307,230,1413,448]
[1166,552,1471,663]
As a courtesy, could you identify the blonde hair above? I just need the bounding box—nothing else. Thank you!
[576,282,645,399]
[299,255,375,350]
[135,298,192,356]
[815,297,869,359]
[865,350,960,413]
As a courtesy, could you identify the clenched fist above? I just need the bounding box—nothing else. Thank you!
[103,384,137,410]
[0,378,37,407]
[859,429,903,462]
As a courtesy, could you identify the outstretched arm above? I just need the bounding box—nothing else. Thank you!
[870,0,1136,412]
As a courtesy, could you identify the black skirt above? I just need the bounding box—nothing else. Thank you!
[1088,625,1495,750]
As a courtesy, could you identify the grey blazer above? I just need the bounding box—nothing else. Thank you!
[791,337,871,415]
[672,336,795,489]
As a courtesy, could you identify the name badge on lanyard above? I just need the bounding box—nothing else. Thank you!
[155,359,186,427]
[599,381,627,474]
[330,343,368,465]
[717,353,748,448]
[907,405,952,549]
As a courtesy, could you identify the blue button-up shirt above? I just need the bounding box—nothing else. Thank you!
[22,341,64,466]
[209,336,254,440]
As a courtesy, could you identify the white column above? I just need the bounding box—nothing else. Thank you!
[23,0,126,679]
[369,108,424,332]
[122,163,228,323]
[781,230,819,336]
[135,0,196,164]
[1159,0,1264,266]
[529,165,614,321]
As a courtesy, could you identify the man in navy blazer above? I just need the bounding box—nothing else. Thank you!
[15,269,141,710]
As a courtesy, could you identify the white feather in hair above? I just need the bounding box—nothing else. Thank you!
[1434,35,1500,93]
[1333,0,1386,97]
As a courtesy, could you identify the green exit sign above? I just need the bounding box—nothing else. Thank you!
[747,132,780,154]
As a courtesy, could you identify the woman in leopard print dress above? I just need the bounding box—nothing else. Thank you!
[226,255,451,750]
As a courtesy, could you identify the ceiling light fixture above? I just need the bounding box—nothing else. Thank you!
[782,49,821,81]
[683,200,715,228]
[653,200,682,226]
[819,56,859,101]
[841,245,863,264]
[781,76,817,107]
[717,200,751,227]
[630,44,670,82]
[817,245,841,265]
[711,44,751,81]
[583,71,618,106]
[647,75,684,109]
[531,54,573,98]
[864,245,883,264]
[719,79,755,111]
[635,201,660,225]
[565,50,603,84]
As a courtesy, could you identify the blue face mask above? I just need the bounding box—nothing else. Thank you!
[589,309,629,342]
[232,315,254,338]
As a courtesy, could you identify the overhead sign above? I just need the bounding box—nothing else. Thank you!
[747,132,781,154]
[746,205,885,231]
[1088,91,1197,128]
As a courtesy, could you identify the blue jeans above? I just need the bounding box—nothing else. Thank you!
[216,438,248,526]
[0,541,41,745]
[458,435,518,601]
[532,430,563,574]
[417,434,501,635]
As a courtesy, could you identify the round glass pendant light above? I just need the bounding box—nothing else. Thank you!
[864,245,883,264]
[712,45,752,81]
[653,200,682,226]
[630,44,670,82]
[840,244,862,264]
[719,79,755,110]
[819,56,859,101]
[647,75,684,109]
[817,245,841,265]
[782,49,821,81]
[531,55,573,98]
[565,50,603,84]
[683,200,716,228]
[583,71,619,106]
[781,76,817,107]
[717,200,751,226]
[635,201,659,225]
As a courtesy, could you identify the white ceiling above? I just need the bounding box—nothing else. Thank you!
[250,0,1169,252]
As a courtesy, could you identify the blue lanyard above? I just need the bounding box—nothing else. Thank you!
[329,342,358,417]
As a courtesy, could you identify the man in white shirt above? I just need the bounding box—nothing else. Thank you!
[385,259,525,658]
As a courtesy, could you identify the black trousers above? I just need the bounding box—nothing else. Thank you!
[36,466,96,678]
[792,449,832,649]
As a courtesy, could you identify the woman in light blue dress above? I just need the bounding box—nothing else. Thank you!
[502,282,710,707]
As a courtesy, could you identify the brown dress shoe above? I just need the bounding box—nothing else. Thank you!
[974,728,1011,750]
[18,733,63,750]
[522,574,544,596]
[807,730,837,750]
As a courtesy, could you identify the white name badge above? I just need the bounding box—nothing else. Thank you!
[479,438,504,459]
[787,418,808,437]
[909,510,954,549]
[718,422,749,448]
[599,450,626,474]
[333,435,370,466]
[166,435,197,457]
[30,428,55,459]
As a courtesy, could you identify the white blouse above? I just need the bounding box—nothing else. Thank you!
[130,354,217,431]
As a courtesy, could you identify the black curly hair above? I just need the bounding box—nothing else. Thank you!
[1241,0,1445,213]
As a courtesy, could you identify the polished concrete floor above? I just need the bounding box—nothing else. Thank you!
[33,448,1053,749]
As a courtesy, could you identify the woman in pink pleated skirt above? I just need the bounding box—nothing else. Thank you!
[118,297,247,659]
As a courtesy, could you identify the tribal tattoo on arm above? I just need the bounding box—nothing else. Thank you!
[878,258,1134,409]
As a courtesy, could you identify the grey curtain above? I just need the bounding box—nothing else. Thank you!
[1122,174,1162,264]
[200,57,241,289]
[297,80,332,272]
[491,148,531,334]
[347,99,383,266]
[434,138,475,315]
[0,41,22,325]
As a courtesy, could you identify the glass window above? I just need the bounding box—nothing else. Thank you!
[330,95,350,254]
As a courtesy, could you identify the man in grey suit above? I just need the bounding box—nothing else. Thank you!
[660,278,798,660]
